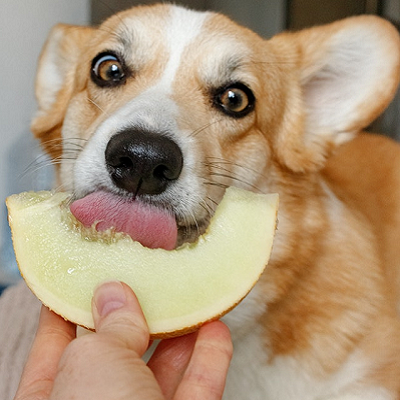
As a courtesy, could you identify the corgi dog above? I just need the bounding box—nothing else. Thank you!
[31,3,400,399]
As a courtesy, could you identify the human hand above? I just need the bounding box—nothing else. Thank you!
[14,281,233,400]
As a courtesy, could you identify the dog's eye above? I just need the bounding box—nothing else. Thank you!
[214,83,255,118]
[91,52,127,87]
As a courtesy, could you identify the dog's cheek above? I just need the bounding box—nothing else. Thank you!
[56,94,101,191]
[219,129,273,193]
[64,93,102,141]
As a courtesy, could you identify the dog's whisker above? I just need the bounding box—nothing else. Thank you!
[199,197,217,218]
[205,157,268,180]
[20,163,54,180]
[42,136,87,144]
[21,155,80,180]
[205,162,251,183]
[209,172,263,192]
[58,153,80,159]
[53,151,79,159]
[188,118,223,138]
[60,148,84,155]
[250,60,296,66]
[197,198,212,217]
[43,137,87,143]
[58,147,81,154]
[62,140,87,148]
[40,138,87,154]
[53,157,79,163]
[87,97,109,117]
[179,213,194,242]
[206,195,219,207]
[22,152,53,173]
[52,180,74,195]
[203,155,265,192]
[198,201,212,217]
[202,180,229,189]
[30,156,77,175]
[189,209,200,237]
[20,145,72,176]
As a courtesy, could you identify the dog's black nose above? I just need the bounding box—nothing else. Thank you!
[105,129,183,196]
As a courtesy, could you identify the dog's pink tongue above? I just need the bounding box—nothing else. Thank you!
[70,192,177,250]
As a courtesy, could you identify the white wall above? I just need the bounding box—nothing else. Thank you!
[0,0,90,285]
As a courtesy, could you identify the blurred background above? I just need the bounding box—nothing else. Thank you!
[1,0,399,292]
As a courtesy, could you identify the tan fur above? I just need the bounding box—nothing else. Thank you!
[323,134,400,395]
[324,134,400,309]
[31,4,400,398]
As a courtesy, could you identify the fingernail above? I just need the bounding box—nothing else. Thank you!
[94,281,127,318]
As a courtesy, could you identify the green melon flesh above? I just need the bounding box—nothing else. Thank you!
[7,187,278,338]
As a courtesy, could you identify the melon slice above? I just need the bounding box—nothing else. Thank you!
[6,187,278,338]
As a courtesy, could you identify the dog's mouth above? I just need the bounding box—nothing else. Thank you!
[70,191,179,250]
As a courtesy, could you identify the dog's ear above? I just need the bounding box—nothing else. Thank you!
[31,24,94,159]
[271,16,400,172]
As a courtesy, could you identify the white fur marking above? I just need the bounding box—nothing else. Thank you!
[224,327,393,400]
[158,6,208,91]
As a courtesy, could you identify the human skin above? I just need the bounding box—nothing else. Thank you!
[14,281,233,400]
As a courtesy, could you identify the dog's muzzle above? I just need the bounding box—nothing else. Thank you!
[105,128,184,196]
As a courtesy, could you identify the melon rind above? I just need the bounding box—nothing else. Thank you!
[7,187,278,338]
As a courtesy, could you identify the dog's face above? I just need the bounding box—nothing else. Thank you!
[32,4,399,251]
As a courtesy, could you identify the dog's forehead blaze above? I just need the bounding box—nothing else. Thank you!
[102,5,209,65]
[101,6,260,93]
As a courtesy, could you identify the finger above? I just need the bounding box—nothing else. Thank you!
[173,321,233,400]
[148,331,197,399]
[14,305,76,400]
[92,281,150,357]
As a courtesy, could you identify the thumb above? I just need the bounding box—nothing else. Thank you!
[92,281,150,356]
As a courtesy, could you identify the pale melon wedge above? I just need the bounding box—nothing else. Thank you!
[6,187,278,338]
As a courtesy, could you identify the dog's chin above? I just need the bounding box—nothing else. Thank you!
[176,217,211,247]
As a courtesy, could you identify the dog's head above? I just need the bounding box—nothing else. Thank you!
[31,4,400,248]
